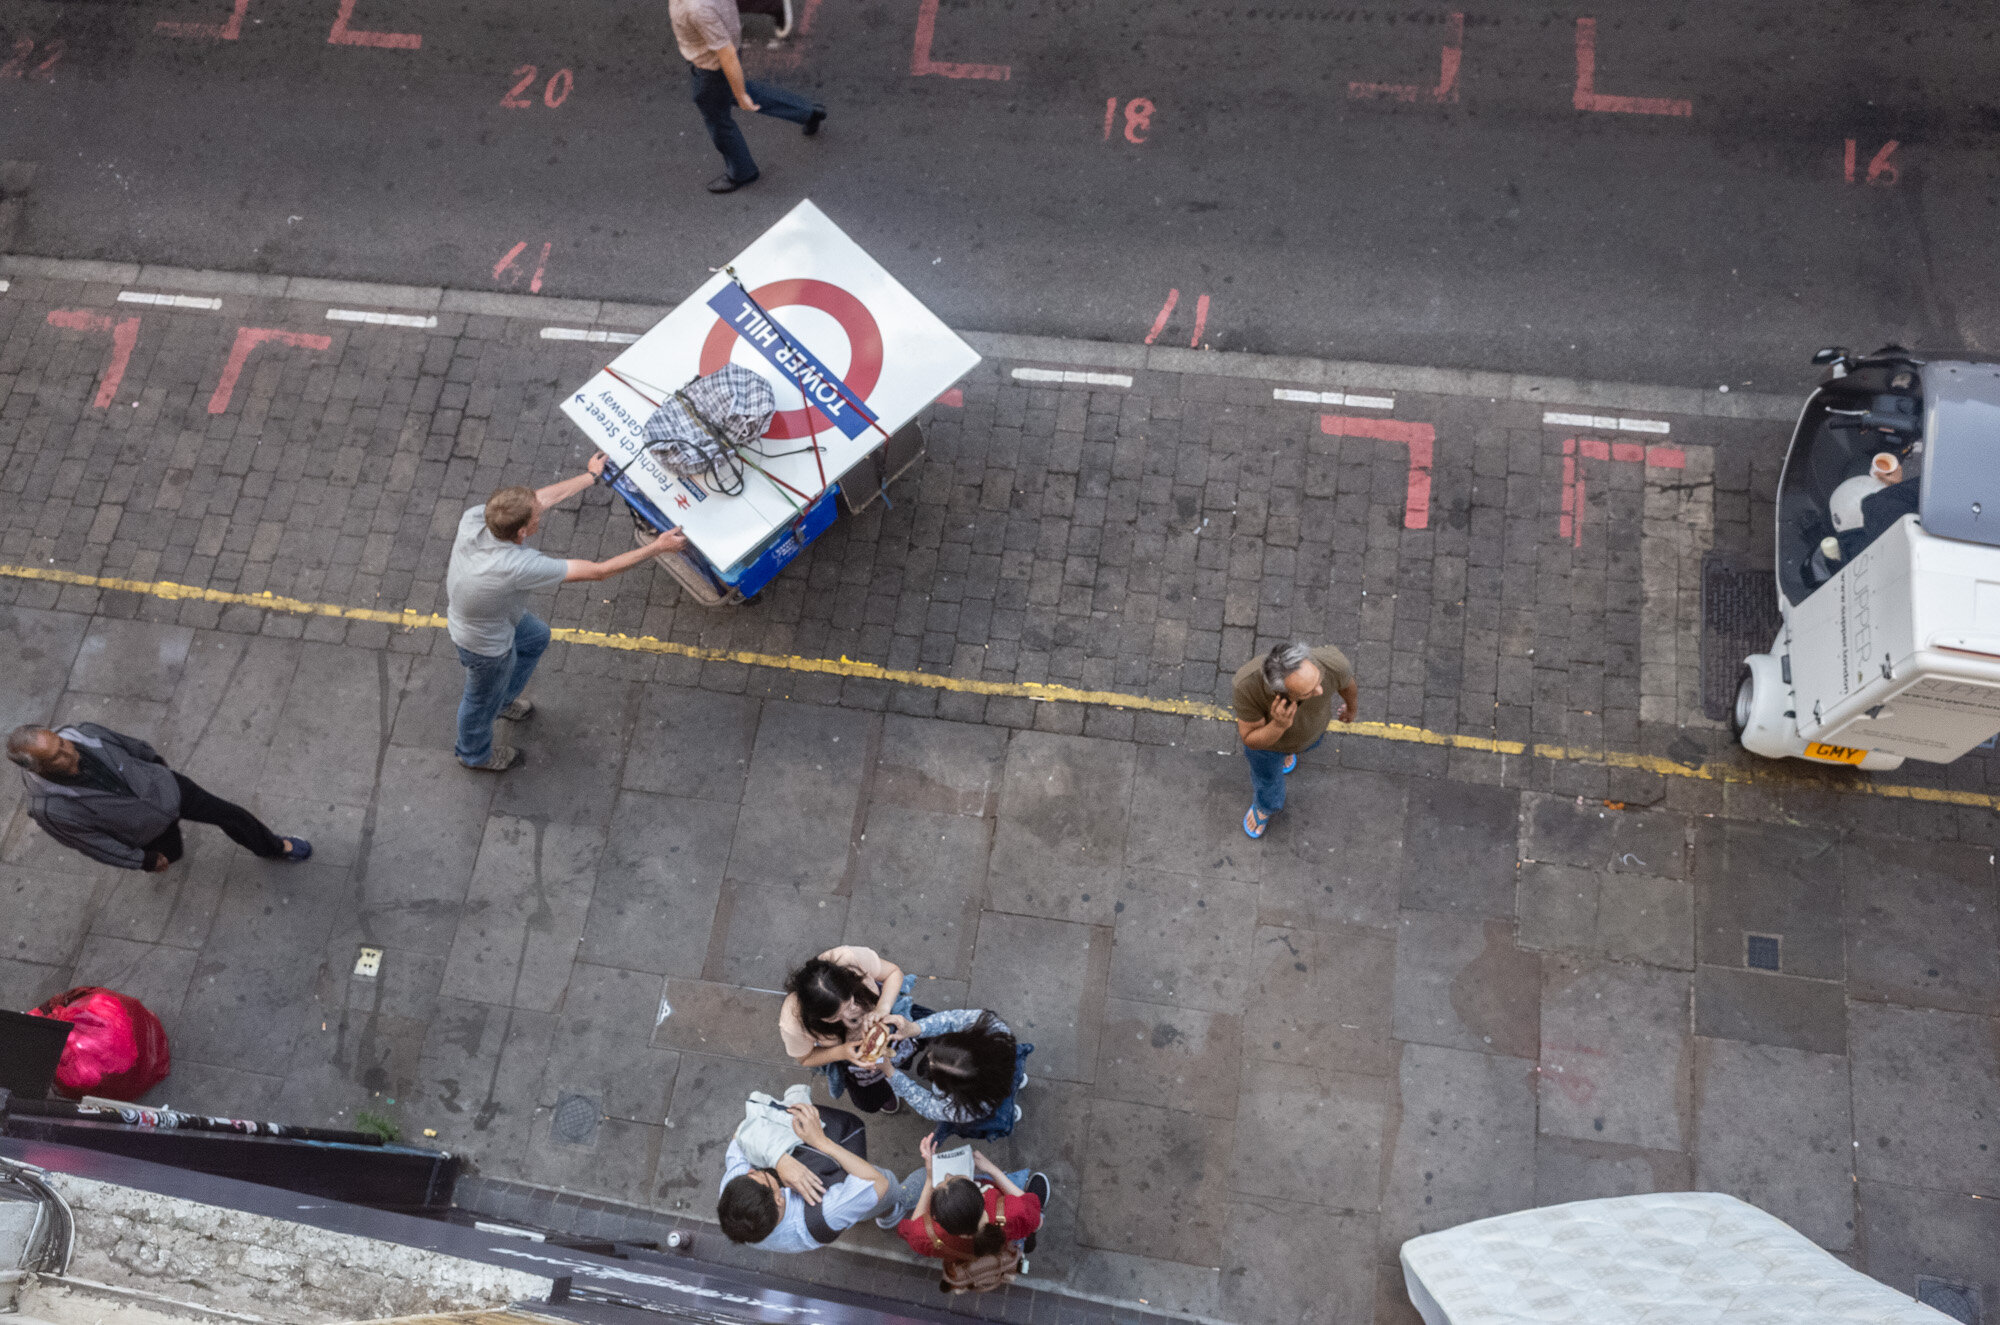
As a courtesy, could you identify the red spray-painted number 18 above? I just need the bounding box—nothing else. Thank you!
[503,64,573,109]
[1103,97,1155,144]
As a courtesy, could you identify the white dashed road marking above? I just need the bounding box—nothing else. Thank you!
[1273,388,1395,409]
[326,309,438,329]
[1013,367,1133,388]
[118,291,222,310]
[1544,410,1671,435]
[540,327,642,344]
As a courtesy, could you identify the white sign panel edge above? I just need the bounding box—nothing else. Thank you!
[559,199,980,570]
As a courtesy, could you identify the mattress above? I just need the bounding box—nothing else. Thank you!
[1399,1192,1951,1325]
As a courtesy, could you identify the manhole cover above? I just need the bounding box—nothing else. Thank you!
[1700,555,1782,722]
[1745,934,1781,972]
[552,1092,602,1147]
[1917,1277,1982,1325]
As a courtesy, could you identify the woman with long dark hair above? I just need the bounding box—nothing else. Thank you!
[897,1134,1050,1277]
[778,946,908,1113]
[880,1009,1021,1126]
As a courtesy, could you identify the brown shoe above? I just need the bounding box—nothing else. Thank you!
[500,696,534,721]
[464,744,523,772]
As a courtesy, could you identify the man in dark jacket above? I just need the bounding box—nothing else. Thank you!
[6,724,310,871]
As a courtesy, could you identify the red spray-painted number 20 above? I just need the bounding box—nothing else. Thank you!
[502,64,573,109]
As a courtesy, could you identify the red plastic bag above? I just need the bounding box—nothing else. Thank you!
[27,987,171,1101]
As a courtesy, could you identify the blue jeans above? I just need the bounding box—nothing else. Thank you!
[689,64,819,183]
[455,614,550,765]
[1243,733,1324,815]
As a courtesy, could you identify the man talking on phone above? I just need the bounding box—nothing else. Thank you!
[1231,642,1359,839]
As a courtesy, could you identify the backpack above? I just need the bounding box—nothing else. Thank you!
[922,1194,1023,1294]
[791,1145,848,1246]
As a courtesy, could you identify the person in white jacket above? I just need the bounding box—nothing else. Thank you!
[716,1100,915,1251]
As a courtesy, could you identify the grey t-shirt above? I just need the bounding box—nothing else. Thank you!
[445,506,568,656]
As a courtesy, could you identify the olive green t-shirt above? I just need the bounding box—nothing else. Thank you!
[1230,646,1356,754]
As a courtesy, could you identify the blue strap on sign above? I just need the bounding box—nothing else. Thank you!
[705,284,881,441]
[596,457,677,533]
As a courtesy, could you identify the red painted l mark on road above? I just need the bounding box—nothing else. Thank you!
[46,310,140,408]
[910,0,1007,80]
[1349,12,1462,103]
[328,0,421,49]
[1573,18,1691,117]
[1559,436,1686,547]
[1321,414,1434,530]
[156,0,248,40]
[207,328,333,414]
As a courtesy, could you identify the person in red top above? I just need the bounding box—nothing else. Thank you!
[896,1135,1051,1262]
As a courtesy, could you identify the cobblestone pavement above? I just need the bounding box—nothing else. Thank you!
[1,264,1997,1323]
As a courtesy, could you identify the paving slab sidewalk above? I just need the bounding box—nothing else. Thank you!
[1,267,1997,1321]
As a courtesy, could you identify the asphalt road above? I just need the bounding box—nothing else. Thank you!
[3,0,1998,389]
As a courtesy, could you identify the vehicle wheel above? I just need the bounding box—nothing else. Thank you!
[1731,664,1754,740]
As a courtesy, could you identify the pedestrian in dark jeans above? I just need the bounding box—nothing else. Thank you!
[7,723,311,870]
[446,455,684,771]
[1232,641,1359,839]
[670,0,825,193]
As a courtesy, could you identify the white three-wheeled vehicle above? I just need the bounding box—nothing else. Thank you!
[1735,348,2000,771]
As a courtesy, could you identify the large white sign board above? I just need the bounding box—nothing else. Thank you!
[560,200,980,570]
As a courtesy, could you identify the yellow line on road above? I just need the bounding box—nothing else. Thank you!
[5,562,1994,812]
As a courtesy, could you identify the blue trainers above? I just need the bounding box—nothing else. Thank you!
[280,837,312,861]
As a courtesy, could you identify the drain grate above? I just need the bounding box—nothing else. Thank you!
[1700,555,1783,722]
[1745,934,1782,972]
[1917,1277,1982,1325]
[551,1092,603,1148]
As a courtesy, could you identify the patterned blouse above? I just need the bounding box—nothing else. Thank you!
[886,1009,1016,1122]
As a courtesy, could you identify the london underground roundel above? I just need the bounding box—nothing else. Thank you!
[699,279,885,440]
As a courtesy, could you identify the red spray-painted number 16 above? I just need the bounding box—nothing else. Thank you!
[1103,97,1155,144]
[503,64,573,109]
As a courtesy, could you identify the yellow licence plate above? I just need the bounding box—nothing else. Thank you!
[1804,741,1869,765]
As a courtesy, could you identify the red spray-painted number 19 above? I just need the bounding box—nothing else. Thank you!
[1103,97,1155,144]
[502,64,573,109]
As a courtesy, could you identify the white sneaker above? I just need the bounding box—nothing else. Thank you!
[771,0,794,40]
